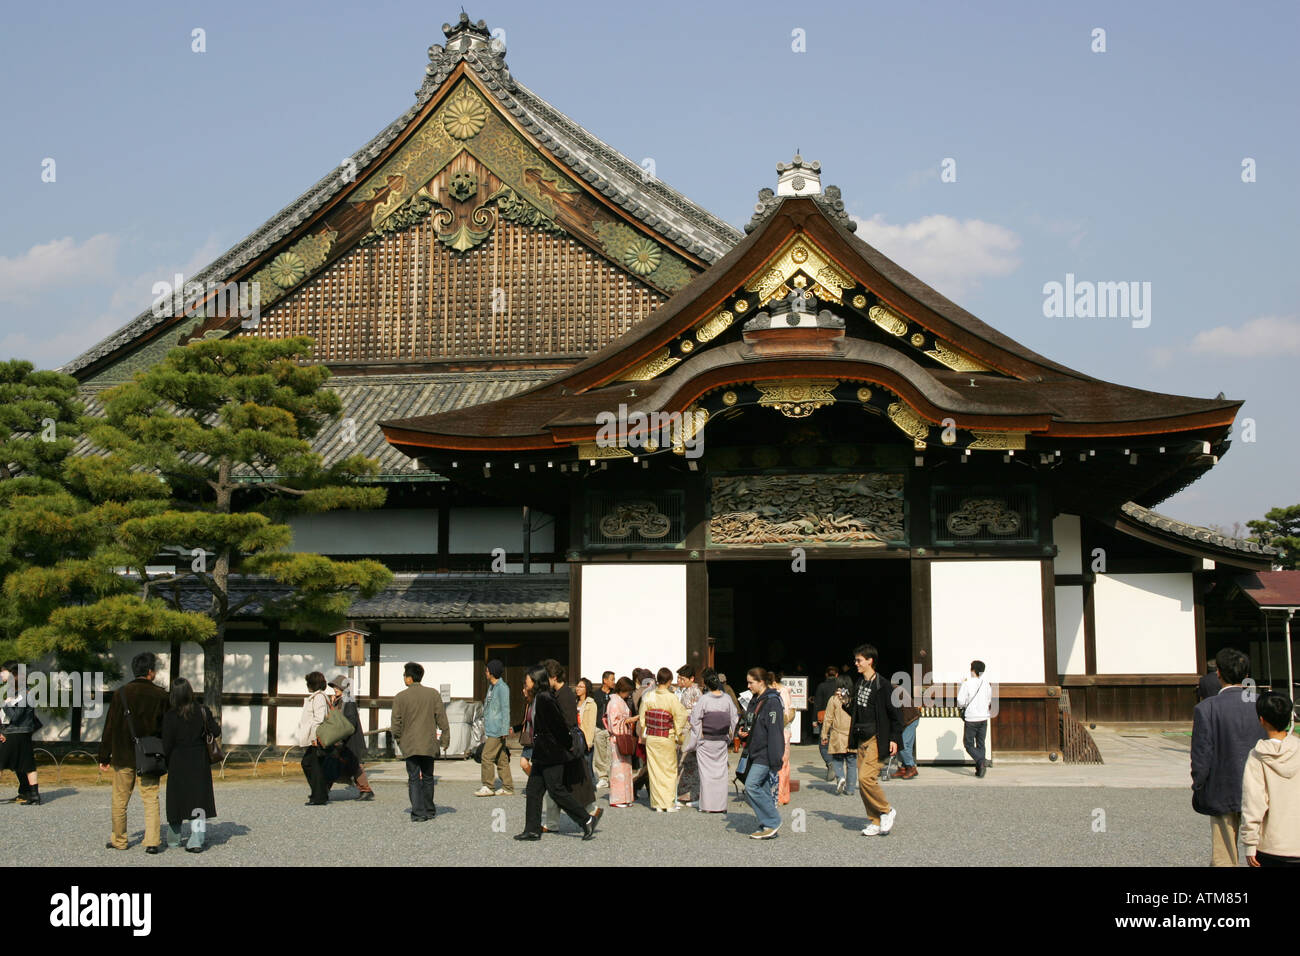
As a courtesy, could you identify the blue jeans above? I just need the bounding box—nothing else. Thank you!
[901,721,918,768]
[829,752,858,790]
[818,738,831,770]
[963,720,987,767]
[743,761,781,830]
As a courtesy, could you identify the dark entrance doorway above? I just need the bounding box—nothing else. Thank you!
[707,558,912,701]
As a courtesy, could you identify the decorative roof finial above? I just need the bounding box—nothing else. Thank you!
[744,158,858,234]
[421,12,513,98]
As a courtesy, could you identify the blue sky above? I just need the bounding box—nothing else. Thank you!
[1,0,1296,532]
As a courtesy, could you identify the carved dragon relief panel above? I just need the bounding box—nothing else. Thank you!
[709,473,905,546]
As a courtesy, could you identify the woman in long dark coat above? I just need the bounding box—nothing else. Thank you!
[162,677,218,853]
[328,675,373,800]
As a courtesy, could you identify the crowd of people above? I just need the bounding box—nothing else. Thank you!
[8,641,1296,862]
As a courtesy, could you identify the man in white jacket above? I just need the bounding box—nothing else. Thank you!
[1241,691,1300,867]
[957,661,993,777]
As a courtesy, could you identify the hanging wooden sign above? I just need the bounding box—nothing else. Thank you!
[332,628,369,667]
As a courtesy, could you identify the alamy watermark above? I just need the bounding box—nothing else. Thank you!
[1042,273,1151,328]
[1,664,105,719]
[594,403,704,459]
[151,273,262,328]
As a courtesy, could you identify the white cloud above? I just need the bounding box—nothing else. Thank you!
[0,234,120,303]
[850,213,1021,297]
[0,235,225,369]
[1187,315,1300,358]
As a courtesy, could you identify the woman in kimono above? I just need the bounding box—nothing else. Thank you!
[769,671,795,805]
[637,667,688,811]
[684,668,738,813]
[675,665,702,806]
[605,677,636,807]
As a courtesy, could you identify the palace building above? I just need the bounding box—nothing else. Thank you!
[57,14,1276,756]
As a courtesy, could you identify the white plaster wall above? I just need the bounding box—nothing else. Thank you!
[288,508,440,554]
[1094,573,1196,674]
[1055,586,1087,675]
[580,564,687,682]
[1053,514,1082,576]
[376,643,474,699]
[930,561,1045,683]
[221,706,267,747]
[449,507,555,554]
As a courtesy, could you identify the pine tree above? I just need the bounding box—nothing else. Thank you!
[1248,505,1300,571]
[0,360,212,673]
[83,337,392,715]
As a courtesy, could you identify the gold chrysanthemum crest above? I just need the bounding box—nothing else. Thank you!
[267,252,307,289]
[623,237,662,276]
[442,90,488,140]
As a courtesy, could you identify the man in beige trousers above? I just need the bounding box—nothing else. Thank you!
[98,652,169,853]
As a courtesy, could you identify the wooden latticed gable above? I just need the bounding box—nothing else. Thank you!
[65,14,741,385]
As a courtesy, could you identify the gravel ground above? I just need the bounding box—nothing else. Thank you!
[15,770,1219,867]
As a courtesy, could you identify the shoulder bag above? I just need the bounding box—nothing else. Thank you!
[316,694,355,748]
[202,705,224,765]
[123,694,167,777]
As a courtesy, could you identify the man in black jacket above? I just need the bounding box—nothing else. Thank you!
[98,652,170,853]
[1191,647,1267,865]
[848,643,902,836]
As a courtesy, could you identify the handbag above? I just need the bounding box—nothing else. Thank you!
[202,705,224,765]
[316,696,355,748]
[735,753,751,783]
[568,723,588,762]
[123,695,166,777]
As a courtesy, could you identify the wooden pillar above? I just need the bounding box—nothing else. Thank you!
[266,628,281,745]
[910,558,932,677]
[369,625,381,739]
[686,561,709,675]
[471,622,487,700]
[1040,559,1059,682]
[568,562,582,679]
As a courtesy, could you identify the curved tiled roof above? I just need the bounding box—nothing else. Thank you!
[1119,501,1276,557]
[62,13,741,379]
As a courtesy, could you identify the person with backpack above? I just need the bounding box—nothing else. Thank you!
[957,660,992,777]
[0,661,42,806]
[820,676,856,795]
[329,675,374,800]
[739,667,784,839]
[684,668,738,813]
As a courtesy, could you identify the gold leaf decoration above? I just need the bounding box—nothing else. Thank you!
[623,237,663,275]
[925,342,991,372]
[616,347,679,382]
[695,310,734,343]
[267,252,307,289]
[868,305,907,336]
[443,90,489,140]
[887,401,930,446]
[756,380,838,418]
[966,431,1027,451]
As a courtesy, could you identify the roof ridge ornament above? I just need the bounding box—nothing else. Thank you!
[745,156,857,234]
[421,12,515,98]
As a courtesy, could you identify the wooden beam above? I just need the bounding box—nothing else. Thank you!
[1060,674,1198,686]
[911,558,932,676]
[266,629,280,744]
[568,562,582,678]
[686,561,708,675]
[1041,558,1059,683]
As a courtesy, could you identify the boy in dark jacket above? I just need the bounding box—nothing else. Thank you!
[741,669,785,839]
[849,643,902,836]
[1191,647,1267,866]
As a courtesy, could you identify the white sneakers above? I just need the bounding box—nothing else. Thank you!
[835,779,846,795]
[473,786,494,797]
[494,788,512,796]
[861,808,897,836]
[596,778,609,789]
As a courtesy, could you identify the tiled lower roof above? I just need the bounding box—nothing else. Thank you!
[76,369,555,479]
[171,573,569,622]
[1120,501,1276,557]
